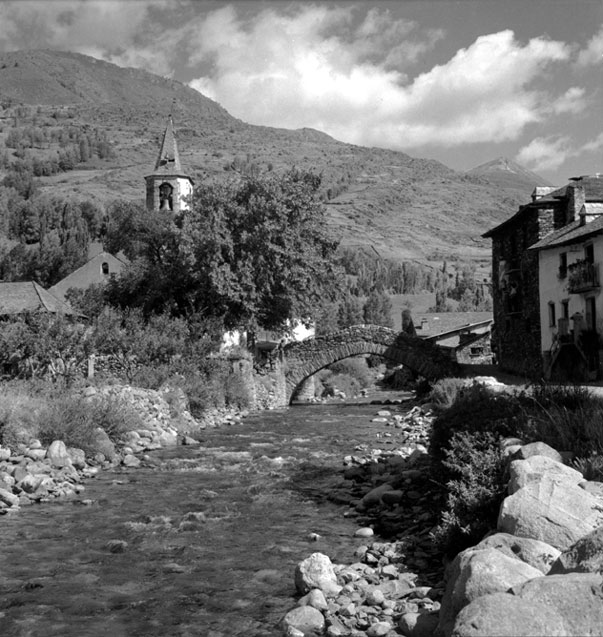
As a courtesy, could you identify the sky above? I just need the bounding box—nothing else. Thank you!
[0,0,602,185]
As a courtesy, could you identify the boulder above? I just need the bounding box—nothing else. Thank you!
[437,548,542,637]
[549,525,603,574]
[46,440,72,469]
[513,572,603,636]
[67,447,86,470]
[281,605,325,636]
[507,455,582,494]
[498,473,603,550]
[294,553,342,597]
[0,446,10,461]
[514,441,563,463]
[366,622,393,637]
[476,533,560,574]
[579,480,603,498]
[451,592,566,637]
[381,490,404,505]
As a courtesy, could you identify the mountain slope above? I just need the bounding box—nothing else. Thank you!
[0,49,546,266]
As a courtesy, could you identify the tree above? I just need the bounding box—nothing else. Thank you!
[363,289,394,328]
[337,291,363,328]
[108,169,343,330]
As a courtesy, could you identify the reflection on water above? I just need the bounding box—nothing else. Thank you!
[0,402,413,637]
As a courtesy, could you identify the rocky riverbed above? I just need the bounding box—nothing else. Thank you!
[283,403,447,637]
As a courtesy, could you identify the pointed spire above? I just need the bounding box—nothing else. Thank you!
[153,114,182,173]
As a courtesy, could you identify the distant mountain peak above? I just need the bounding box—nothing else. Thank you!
[467,157,553,191]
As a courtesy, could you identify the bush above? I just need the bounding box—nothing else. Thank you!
[0,381,48,447]
[328,356,372,387]
[37,393,144,453]
[429,377,468,411]
[431,430,508,556]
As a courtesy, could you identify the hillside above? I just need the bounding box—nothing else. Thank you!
[467,157,554,193]
[0,49,547,266]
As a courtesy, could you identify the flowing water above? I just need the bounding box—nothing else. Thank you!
[0,399,417,637]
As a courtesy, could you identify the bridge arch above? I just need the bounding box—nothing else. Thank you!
[281,324,460,404]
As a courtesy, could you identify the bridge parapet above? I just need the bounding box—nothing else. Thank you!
[282,324,459,404]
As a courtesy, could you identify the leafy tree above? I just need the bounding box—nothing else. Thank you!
[108,169,342,331]
[337,291,363,328]
[363,289,394,328]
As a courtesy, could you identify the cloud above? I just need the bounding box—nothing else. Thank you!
[577,25,603,66]
[549,87,587,115]
[0,0,176,74]
[516,136,573,172]
[517,132,603,172]
[188,9,571,150]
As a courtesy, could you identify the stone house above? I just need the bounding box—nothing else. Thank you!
[484,174,603,378]
[49,249,127,302]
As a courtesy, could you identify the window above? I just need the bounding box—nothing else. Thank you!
[559,252,567,279]
[585,244,595,264]
[562,300,569,320]
[101,262,109,276]
[548,302,556,327]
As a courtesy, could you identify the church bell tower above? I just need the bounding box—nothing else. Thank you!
[145,115,193,213]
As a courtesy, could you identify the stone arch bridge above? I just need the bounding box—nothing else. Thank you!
[279,324,460,404]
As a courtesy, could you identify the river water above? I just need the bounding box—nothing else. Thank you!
[0,399,420,637]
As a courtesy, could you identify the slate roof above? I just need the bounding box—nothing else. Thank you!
[414,312,493,338]
[529,213,603,250]
[0,281,78,316]
[146,115,191,179]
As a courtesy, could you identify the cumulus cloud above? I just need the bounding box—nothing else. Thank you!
[0,0,176,74]
[517,133,603,173]
[577,25,603,66]
[549,87,587,115]
[187,8,571,149]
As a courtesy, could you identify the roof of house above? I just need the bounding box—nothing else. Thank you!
[0,281,78,316]
[483,175,603,239]
[414,312,493,338]
[529,213,603,250]
[49,251,127,301]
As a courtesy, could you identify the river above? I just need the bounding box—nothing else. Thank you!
[0,398,424,637]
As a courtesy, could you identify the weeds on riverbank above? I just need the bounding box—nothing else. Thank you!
[0,381,143,454]
[430,382,603,556]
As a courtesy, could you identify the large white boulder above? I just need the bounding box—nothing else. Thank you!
[507,455,582,494]
[294,553,342,597]
[476,533,560,574]
[498,473,603,550]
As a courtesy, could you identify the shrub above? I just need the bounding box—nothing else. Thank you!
[37,393,144,453]
[328,356,372,387]
[431,430,508,556]
[572,453,603,481]
[429,377,468,411]
[0,381,48,447]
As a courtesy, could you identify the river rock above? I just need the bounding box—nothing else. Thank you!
[513,441,563,463]
[360,483,394,508]
[26,448,46,461]
[122,454,141,468]
[295,553,342,597]
[366,621,392,636]
[67,447,87,470]
[90,428,116,461]
[507,455,582,494]
[46,440,73,468]
[451,592,566,637]
[282,605,325,636]
[579,480,603,497]
[0,446,10,461]
[158,430,178,446]
[354,527,374,538]
[549,525,603,574]
[476,533,560,574]
[512,572,603,636]
[298,588,328,611]
[399,611,439,637]
[0,486,19,507]
[381,490,404,505]
[498,473,603,550]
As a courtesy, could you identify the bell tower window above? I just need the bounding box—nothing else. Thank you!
[101,262,109,276]
[159,182,174,211]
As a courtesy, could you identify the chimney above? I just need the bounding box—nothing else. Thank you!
[566,182,585,224]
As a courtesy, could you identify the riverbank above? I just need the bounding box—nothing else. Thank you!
[0,383,247,515]
[283,400,446,637]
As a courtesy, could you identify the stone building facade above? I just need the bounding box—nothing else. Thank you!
[484,175,603,378]
[145,115,193,213]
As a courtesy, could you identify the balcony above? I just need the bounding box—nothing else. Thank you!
[568,260,600,293]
